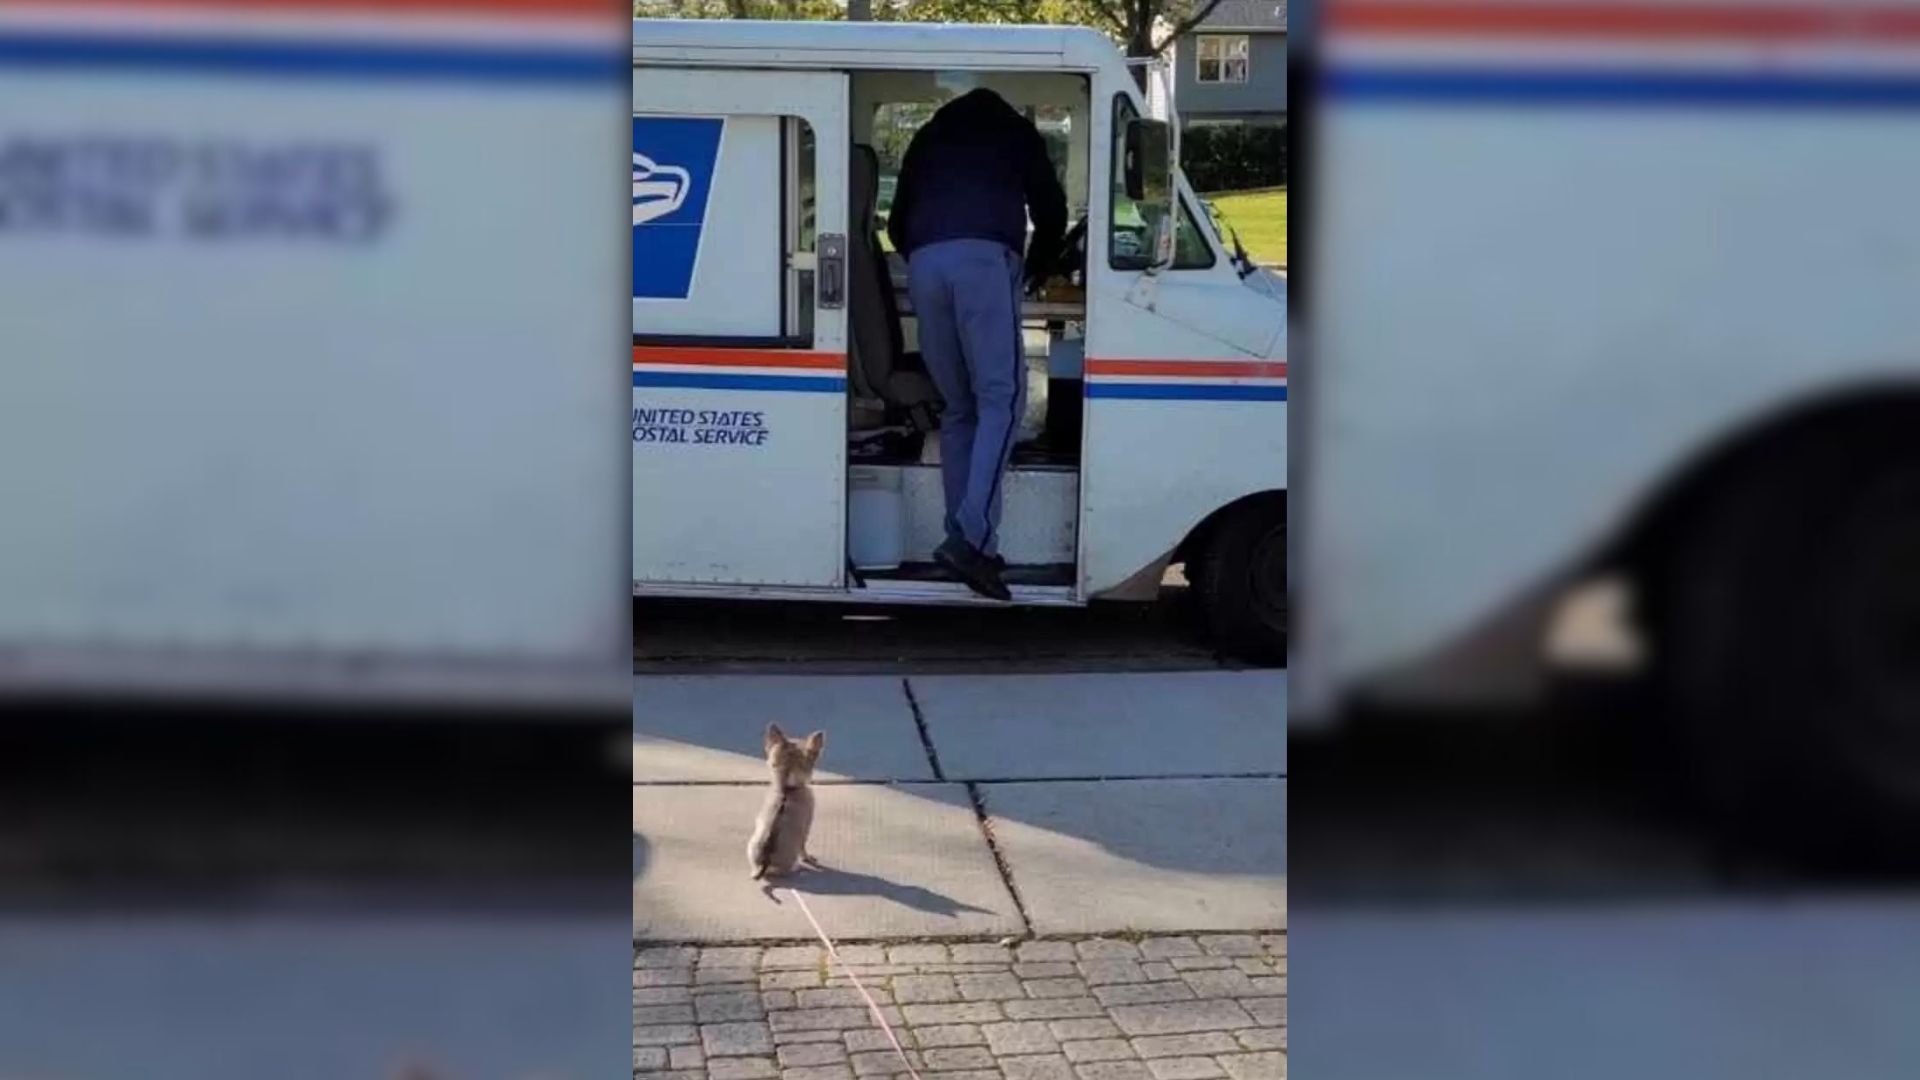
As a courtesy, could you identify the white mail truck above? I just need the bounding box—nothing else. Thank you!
[631,19,1289,661]
[1298,0,1920,849]
[0,0,629,713]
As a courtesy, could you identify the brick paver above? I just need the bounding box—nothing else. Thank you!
[636,936,1284,1080]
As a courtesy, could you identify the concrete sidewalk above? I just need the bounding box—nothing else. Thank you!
[632,671,1286,942]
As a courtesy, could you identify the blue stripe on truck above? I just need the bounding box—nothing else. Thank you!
[1087,383,1288,401]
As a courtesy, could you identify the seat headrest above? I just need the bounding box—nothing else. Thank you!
[850,144,878,208]
[850,143,882,236]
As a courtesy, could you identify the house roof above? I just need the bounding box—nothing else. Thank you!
[1194,0,1287,31]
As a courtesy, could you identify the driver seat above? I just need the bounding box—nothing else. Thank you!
[848,143,942,431]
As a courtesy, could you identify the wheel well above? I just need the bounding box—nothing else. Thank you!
[1174,489,1287,567]
[1609,385,1920,585]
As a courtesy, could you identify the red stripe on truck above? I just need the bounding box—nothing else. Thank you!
[1327,2,1920,43]
[632,346,847,371]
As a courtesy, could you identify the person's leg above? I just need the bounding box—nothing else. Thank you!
[982,246,1028,558]
[906,242,975,547]
[948,242,1025,558]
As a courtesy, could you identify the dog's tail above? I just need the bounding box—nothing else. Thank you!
[748,789,785,880]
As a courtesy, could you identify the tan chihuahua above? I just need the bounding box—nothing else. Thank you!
[748,723,824,880]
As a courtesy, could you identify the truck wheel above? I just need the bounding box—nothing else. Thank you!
[1192,496,1287,665]
[1655,433,1920,868]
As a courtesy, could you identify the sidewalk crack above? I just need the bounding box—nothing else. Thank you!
[902,677,945,781]
[966,780,1033,938]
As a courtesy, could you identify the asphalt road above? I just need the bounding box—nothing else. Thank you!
[633,590,1231,673]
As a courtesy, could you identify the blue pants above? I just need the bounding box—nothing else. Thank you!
[908,238,1026,557]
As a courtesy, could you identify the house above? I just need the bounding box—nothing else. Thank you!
[1165,0,1286,128]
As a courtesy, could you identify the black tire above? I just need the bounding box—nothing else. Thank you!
[1192,496,1287,665]
[1653,429,1920,869]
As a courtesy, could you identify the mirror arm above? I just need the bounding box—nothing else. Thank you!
[1125,265,1162,308]
[1149,58,1173,275]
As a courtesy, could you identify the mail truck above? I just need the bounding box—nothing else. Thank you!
[632,19,1289,661]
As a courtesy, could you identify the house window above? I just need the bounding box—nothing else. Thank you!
[1196,34,1250,84]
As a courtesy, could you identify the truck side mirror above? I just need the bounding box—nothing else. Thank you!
[1123,119,1170,204]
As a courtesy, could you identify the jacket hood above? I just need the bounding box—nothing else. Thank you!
[939,87,1019,124]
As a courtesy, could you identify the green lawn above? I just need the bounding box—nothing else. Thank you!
[1203,187,1287,268]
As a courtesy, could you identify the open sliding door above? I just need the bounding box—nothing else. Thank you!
[632,67,850,589]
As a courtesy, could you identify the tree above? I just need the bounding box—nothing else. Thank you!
[634,0,840,18]
[894,0,1222,58]
[890,0,1066,22]
[1101,0,1228,58]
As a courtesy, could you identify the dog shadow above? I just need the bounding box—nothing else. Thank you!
[760,862,995,918]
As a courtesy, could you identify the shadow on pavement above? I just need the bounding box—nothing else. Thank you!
[762,864,998,918]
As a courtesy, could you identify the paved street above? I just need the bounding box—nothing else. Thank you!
[633,595,1226,674]
[633,937,1286,1080]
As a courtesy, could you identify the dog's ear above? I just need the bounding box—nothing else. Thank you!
[803,731,825,760]
[764,723,786,754]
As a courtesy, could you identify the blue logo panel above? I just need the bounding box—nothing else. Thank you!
[633,116,723,300]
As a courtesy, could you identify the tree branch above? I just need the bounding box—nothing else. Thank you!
[1154,0,1228,52]
[1083,0,1128,33]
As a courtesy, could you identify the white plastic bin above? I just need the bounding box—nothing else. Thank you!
[848,466,906,570]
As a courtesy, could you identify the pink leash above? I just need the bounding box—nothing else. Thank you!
[786,888,925,1080]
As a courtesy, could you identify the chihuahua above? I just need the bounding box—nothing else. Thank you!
[748,723,824,880]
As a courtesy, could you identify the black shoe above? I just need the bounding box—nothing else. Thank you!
[934,538,1013,602]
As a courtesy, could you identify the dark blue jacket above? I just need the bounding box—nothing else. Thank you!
[886,89,1069,280]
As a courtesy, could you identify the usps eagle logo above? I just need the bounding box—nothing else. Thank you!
[632,116,721,300]
[633,152,691,226]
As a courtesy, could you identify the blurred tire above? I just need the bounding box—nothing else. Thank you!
[1192,495,1287,665]
[1655,426,1920,868]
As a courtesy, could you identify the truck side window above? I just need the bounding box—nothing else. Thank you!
[870,102,938,251]
[876,98,1080,248]
[1109,95,1215,271]
[790,118,816,341]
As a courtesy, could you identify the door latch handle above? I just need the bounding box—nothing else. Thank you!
[817,234,846,310]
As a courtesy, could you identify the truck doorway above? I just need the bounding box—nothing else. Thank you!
[841,70,1092,602]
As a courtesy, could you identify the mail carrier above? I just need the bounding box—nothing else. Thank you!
[631,19,1288,661]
